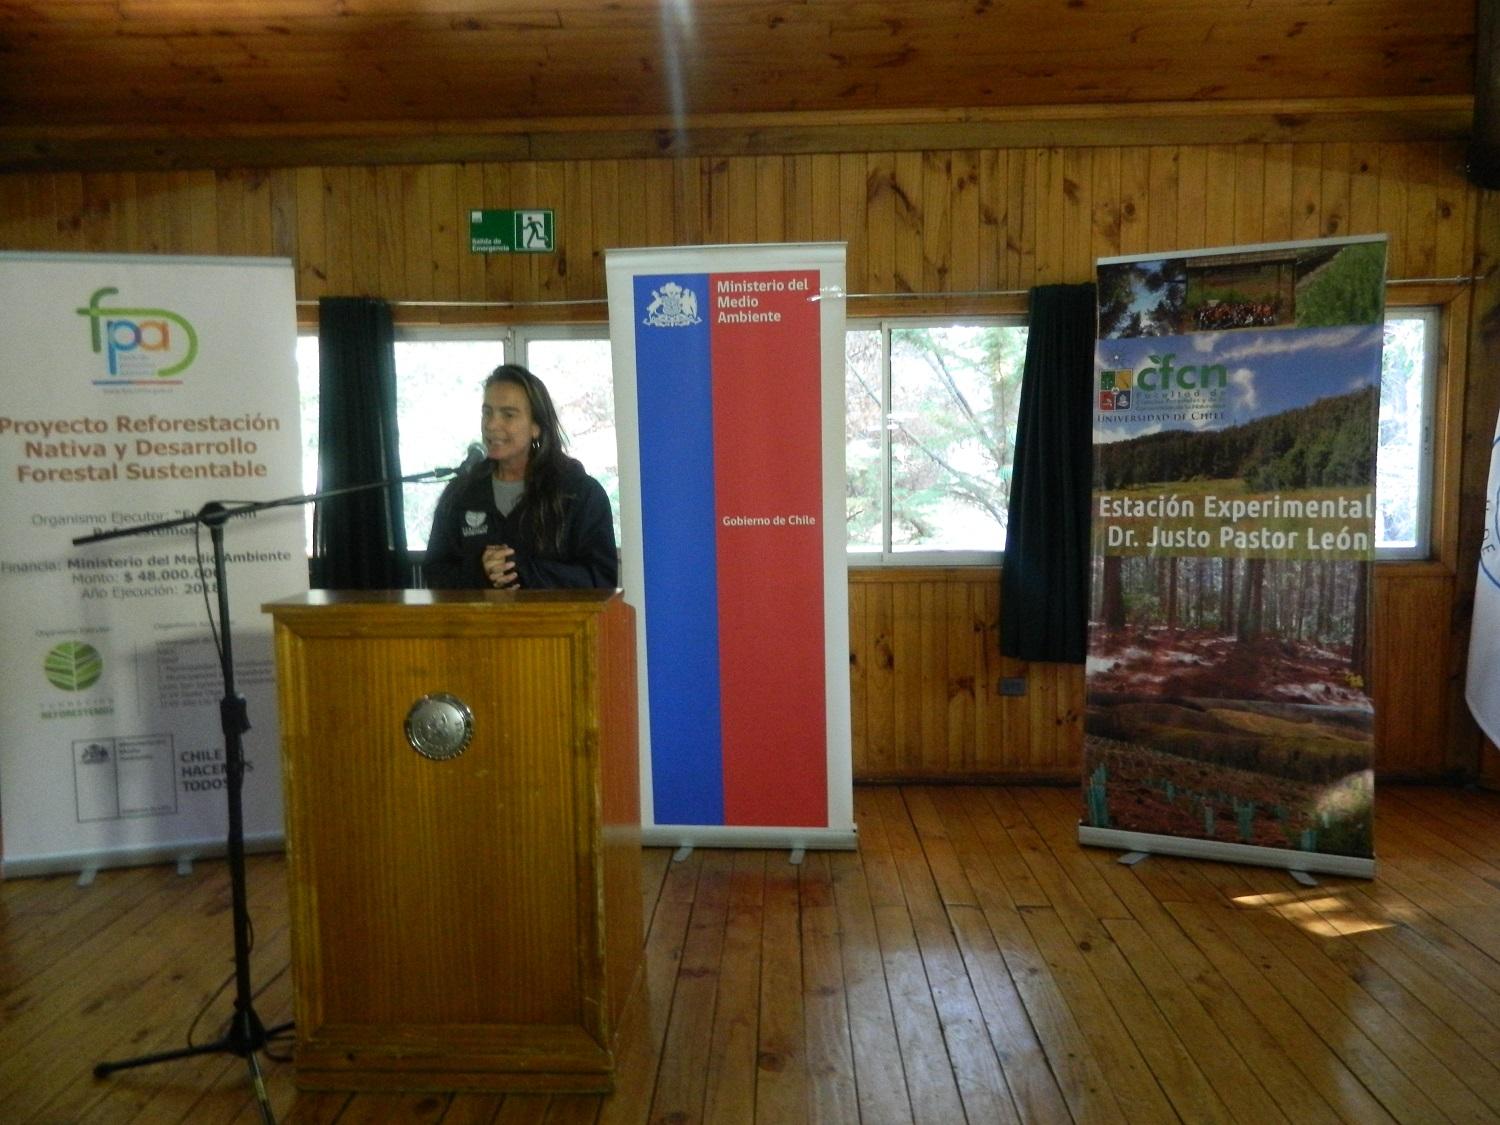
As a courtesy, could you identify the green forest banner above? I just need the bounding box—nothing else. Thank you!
[1083,235,1386,879]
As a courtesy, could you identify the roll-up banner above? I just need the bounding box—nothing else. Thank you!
[606,243,855,849]
[1468,405,1500,747]
[1084,236,1385,879]
[0,252,305,878]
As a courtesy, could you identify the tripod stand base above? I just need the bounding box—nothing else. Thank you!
[93,1014,293,1077]
[94,1010,293,1125]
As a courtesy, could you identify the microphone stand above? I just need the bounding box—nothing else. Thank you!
[77,462,461,1125]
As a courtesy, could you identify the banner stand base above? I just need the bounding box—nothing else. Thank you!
[1079,824,1374,880]
[643,825,857,851]
[2,831,284,881]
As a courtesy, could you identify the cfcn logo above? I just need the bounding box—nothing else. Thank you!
[75,287,198,383]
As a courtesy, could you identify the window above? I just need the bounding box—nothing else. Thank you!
[295,326,616,555]
[1377,308,1439,559]
[847,310,1438,565]
[390,330,510,551]
[293,305,1438,565]
[294,329,507,553]
[846,319,1028,563]
[514,328,620,541]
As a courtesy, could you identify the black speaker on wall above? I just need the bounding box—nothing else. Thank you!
[1469,0,1500,188]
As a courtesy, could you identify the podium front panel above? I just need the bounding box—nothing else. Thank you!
[264,590,641,1092]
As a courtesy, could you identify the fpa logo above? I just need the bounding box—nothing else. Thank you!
[75,287,198,383]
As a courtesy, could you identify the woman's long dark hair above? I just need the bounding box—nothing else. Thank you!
[484,364,570,554]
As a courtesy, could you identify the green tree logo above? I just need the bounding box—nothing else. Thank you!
[44,641,103,691]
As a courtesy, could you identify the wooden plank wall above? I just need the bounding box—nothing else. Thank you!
[0,140,1480,779]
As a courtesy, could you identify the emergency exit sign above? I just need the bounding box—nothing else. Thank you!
[469,209,554,253]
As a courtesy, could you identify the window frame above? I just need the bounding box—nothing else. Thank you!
[383,323,616,555]
[1376,304,1441,562]
[1382,285,1469,577]
[511,321,611,364]
[846,314,1027,568]
[295,293,1456,571]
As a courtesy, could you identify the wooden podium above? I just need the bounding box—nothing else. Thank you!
[263,589,642,1093]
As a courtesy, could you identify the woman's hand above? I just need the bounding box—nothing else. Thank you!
[481,544,519,589]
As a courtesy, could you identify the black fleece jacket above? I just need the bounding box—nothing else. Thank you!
[423,457,617,590]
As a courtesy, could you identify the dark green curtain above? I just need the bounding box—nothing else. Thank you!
[999,283,1098,663]
[311,297,410,589]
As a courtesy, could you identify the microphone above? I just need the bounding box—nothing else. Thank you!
[438,442,487,478]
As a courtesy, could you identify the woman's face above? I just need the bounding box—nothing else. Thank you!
[481,381,540,475]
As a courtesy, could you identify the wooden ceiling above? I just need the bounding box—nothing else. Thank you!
[0,0,1479,170]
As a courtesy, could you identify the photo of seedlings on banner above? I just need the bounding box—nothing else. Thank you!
[1086,237,1386,863]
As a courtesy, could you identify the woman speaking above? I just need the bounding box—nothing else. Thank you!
[424,364,617,590]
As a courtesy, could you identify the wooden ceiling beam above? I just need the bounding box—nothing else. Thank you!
[0,41,1471,128]
[0,0,1474,169]
[0,96,1470,173]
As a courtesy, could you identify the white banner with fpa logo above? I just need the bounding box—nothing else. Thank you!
[0,252,306,877]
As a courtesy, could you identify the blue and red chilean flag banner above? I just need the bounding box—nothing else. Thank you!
[1083,236,1385,878]
[606,244,854,849]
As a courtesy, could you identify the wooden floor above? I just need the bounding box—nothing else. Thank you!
[5,784,1500,1123]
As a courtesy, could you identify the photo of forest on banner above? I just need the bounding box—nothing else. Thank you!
[1086,237,1386,863]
